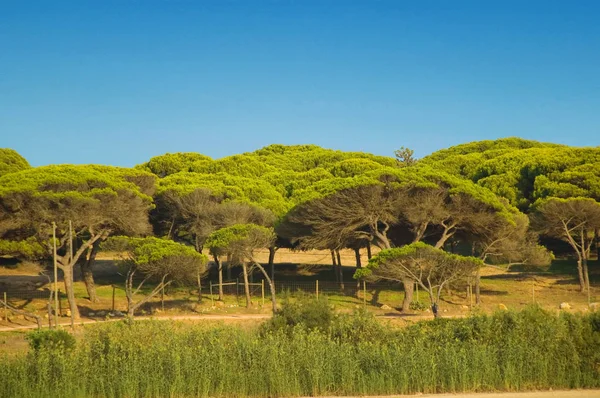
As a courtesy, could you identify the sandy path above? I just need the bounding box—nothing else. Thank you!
[306,391,600,398]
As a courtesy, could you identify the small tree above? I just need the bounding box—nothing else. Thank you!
[104,237,208,318]
[394,147,417,166]
[532,197,600,292]
[205,224,277,312]
[355,242,481,317]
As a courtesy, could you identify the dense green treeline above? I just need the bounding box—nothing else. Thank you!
[1,137,599,317]
[2,306,599,397]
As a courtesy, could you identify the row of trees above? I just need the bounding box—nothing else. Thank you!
[0,138,598,317]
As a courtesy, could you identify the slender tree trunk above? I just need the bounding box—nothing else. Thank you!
[268,247,276,283]
[331,250,339,282]
[402,278,414,312]
[197,270,203,303]
[61,266,80,320]
[354,248,362,268]
[252,261,277,312]
[583,258,591,292]
[432,286,446,318]
[577,258,586,292]
[241,262,251,308]
[366,243,372,260]
[354,248,362,293]
[336,249,344,292]
[81,242,99,303]
[214,255,224,301]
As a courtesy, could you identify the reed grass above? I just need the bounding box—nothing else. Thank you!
[1,306,599,398]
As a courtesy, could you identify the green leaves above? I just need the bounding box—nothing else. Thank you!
[205,224,275,258]
[0,148,30,178]
[355,242,482,284]
[104,236,208,282]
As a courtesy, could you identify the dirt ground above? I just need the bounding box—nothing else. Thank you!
[306,391,600,398]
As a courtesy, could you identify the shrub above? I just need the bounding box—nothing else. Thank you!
[262,292,333,334]
[26,329,76,352]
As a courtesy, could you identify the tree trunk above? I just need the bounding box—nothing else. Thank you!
[81,243,99,303]
[577,258,586,292]
[268,247,276,283]
[241,262,251,308]
[331,250,338,282]
[197,269,203,303]
[214,255,224,301]
[354,248,362,268]
[61,266,80,320]
[366,243,372,260]
[252,261,277,312]
[582,258,591,292]
[402,278,414,312]
[336,249,344,292]
[354,248,362,293]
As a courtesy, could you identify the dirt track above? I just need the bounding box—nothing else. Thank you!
[307,391,600,398]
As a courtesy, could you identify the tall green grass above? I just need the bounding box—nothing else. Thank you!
[2,306,599,398]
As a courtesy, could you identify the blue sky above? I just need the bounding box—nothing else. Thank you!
[1,0,599,167]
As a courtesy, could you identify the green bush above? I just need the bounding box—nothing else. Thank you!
[26,329,76,352]
[262,292,333,334]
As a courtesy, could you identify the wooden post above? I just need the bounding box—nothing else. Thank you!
[47,301,52,328]
[261,280,265,307]
[469,284,473,308]
[316,280,319,300]
[161,285,165,311]
[53,222,59,328]
[58,289,62,317]
[210,281,214,306]
[3,292,7,322]
[363,281,366,307]
[112,285,116,312]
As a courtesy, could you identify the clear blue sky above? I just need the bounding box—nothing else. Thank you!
[1,0,599,167]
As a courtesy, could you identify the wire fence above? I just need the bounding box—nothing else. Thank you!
[0,289,57,302]
[203,279,405,300]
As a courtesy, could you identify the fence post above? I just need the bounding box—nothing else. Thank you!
[316,280,319,300]
[236,278,240,305]
[261,280,265,307]
[469,284,473,308]
[161,285,165,311]
[58,289,62,317]
[3,292,7,322]
[112,285,116,312]
[363,281,366,307]
[47,302,53,328]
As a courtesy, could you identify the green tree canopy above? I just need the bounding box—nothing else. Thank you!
[136,152,212,177]
[103,236,208,317]
[355,242,481,317]
[0,148,31,178]
[0,165,156,319]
